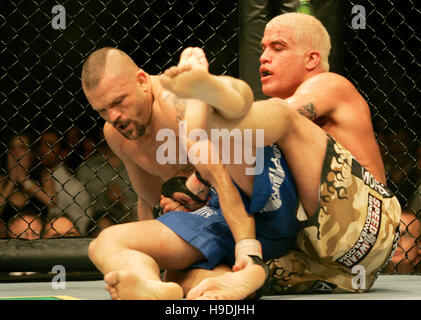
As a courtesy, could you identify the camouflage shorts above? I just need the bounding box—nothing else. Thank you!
[267,135,401,294]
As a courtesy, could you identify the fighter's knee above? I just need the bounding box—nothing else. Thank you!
[88,237,99,262]
[270,98,297,129]
[88,224,120,262]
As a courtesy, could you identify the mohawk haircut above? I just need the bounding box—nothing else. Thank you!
[81,47,116,90]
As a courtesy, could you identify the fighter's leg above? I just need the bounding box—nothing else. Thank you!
[88,219,205,300]
[162,59,326,216]
[207,98,327,217]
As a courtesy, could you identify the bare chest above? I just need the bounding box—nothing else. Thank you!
[121,136,192,180]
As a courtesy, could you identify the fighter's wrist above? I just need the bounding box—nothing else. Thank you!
[235,239,262,260]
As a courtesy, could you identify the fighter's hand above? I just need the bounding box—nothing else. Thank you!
[233,239,263,272]
[160,195,189,213]
[233,255,255,272]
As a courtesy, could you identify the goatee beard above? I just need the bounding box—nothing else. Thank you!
[121,121,146,140]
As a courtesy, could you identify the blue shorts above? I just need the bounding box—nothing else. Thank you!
[157,145,301,270]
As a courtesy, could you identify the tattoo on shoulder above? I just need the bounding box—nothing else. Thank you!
[163,91,186,123]
[173,96,186,123]
[298,102,318,120]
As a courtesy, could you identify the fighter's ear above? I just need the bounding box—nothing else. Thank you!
[136,69,149,90]
[304,51,321,71]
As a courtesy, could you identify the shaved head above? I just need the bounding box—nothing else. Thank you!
[81,47,138,90]
[81,48,152,141]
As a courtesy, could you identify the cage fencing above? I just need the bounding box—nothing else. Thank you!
[0,0,419,274]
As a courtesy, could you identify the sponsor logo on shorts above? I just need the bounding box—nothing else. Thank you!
[362,167,393,198]
[262,145,285,212]
[336,194,382,267]
[190,206,217,218]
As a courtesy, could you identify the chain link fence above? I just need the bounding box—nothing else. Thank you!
[344,0,420,274]
[1,1,419,274]
[0,0,239,241]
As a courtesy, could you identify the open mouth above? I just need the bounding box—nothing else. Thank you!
[260,69,273,78]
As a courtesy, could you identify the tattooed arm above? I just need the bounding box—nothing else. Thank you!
[286,95,323,121]
[283,73,354,121]
[297,102,318,120]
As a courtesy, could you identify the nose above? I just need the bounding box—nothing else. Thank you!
[108,108,122,124]
[260,49,270,65]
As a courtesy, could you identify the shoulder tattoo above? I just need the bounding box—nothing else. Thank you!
[298,102,318,120]
[174,97,186,123]
[163,91,186,123]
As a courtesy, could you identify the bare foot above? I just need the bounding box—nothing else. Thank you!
[178,47,209,71]
[159,66,210,99]
[104,270,184,300]
[160,47,252,119]
[186,264,266,300]
[159,47,212,99]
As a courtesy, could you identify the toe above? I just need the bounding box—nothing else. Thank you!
[110,292,120,300]
[186,279,215,300]
[104,271,119,286]
[186,287,202,300]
